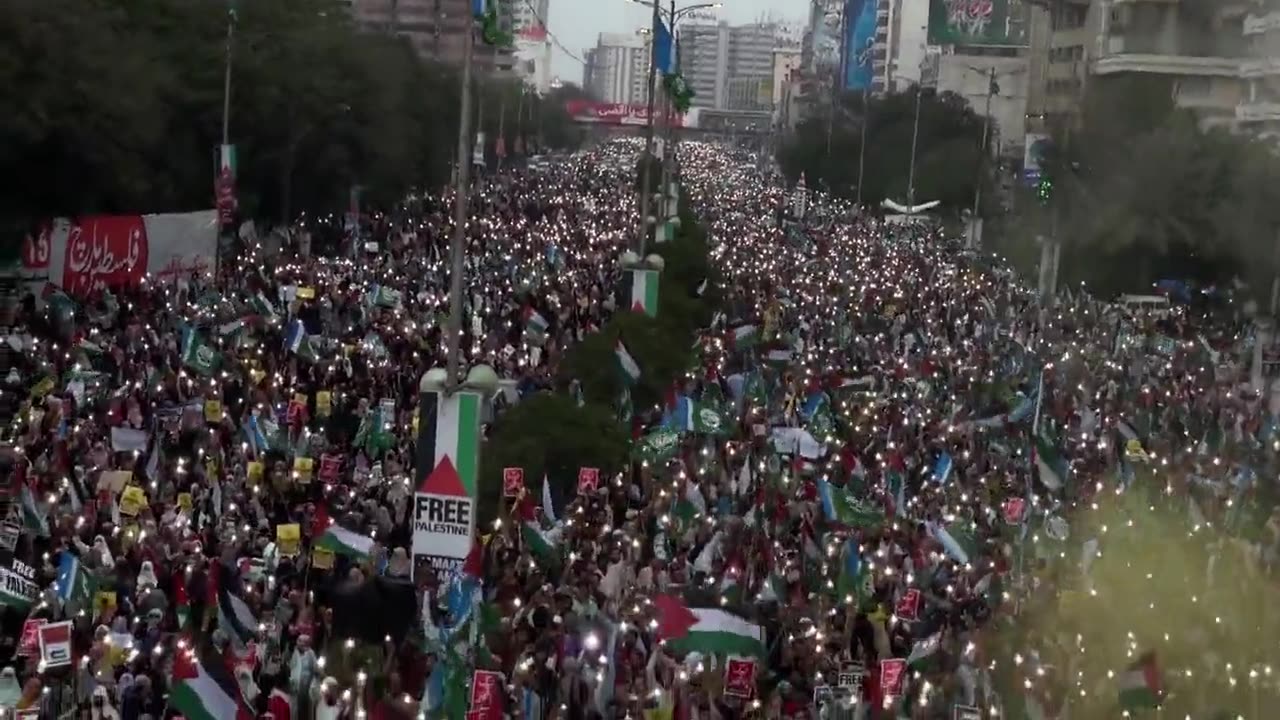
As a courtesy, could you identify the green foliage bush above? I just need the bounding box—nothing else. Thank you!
[479,182,717,523]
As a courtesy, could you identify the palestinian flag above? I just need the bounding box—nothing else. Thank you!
[175,574,191,629]
[1118,653,1162,710]
[727,324,759,348]
[170,648,253,720]
[653,594,765,657]
[906,631,943,669]
[522,307,549,345]
[615,339,642,385]
[316,526,376,560]
[629,268,660,317]
[416,389,483,498]
[1033,432,1066,491]
[217,581,257,651]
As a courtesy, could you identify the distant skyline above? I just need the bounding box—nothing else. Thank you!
[542,0,806,83]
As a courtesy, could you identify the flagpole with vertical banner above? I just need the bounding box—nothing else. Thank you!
[1016,367,1046,616]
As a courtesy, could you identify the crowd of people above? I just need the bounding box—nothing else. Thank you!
[0,138,1277,720]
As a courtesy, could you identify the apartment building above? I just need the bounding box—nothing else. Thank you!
[678,22,780,111]
[349,0,517,74]
[583,33,651,105]
[1027,0,1259,133]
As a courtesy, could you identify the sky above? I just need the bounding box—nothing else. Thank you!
[544,0,806,83]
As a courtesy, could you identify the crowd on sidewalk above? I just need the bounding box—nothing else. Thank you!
[0,139,1277,720]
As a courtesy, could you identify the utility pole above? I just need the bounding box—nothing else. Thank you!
[221,5,234,147]
[637,0,661,255]
[968,67,996,249]
[447,13,477,385]
[906,81,922,208]
[855,87,868,207]
[660,0,677,211]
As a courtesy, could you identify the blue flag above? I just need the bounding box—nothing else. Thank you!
[654,18,674,73]
[933,452,953,485]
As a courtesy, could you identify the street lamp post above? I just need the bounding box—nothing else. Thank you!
[447,12,477,386]
[637,0,661,255]
[221,9,234,147]
[906,81,922,208]
[969,67,996,249]
[629,0,721,253]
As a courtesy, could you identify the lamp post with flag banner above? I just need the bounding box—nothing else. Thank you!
[216,0,238,240]
[627,0,718,250]
[448,0,480,386]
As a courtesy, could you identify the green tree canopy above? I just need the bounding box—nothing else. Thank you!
[0,0,583,222]
[778,88,991,212]
[1001,75,1280,297]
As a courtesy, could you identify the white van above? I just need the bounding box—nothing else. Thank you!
[1118,294,1171,315]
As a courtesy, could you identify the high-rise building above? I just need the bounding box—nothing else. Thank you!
[349,0,517,75]
[1026,0,1255,133]
[678,21,779,110]
[583,33,651,105]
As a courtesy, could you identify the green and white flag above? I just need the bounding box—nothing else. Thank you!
[1034,432,1066,491]
[251,292,277,321]
[20,484,48,537]
[180,327,221,376]
[368,284,403,309]
[615,339,641,385]
[629,269,659,317]
[906,631,943,669]
[636,428,681,465]
[316,526,376,560]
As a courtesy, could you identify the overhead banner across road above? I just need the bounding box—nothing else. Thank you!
[19,210,219,296]
[565,100,687,128]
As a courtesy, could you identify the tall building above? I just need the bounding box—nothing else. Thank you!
[584,33,651,105]
[1026,0,1256,133]
[678,22,779,110]
[349,0,517,75]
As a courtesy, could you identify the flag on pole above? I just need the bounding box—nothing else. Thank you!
[653,594,765,657]
[170,648,253,720]
[1118,653,1163,710]
[316,525,376,560]
[523,307,549,345]
[653,17,675,73]
[55,552,95,606]
[416,389,484,498]
[615,339,642,385]
[1033,432,1066,491]
[284,320,320,363]
[630,269,660,317]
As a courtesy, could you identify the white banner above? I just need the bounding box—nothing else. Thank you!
[21,210,218,297]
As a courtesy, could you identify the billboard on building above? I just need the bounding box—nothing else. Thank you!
[843,0,877,90]
[927,0,1028,47]
[1023,132,1051,185]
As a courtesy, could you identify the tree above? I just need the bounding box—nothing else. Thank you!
[0,0,585,223]
[777,88,991,212]
[478,392,631,525]
[999,75,1280,298]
